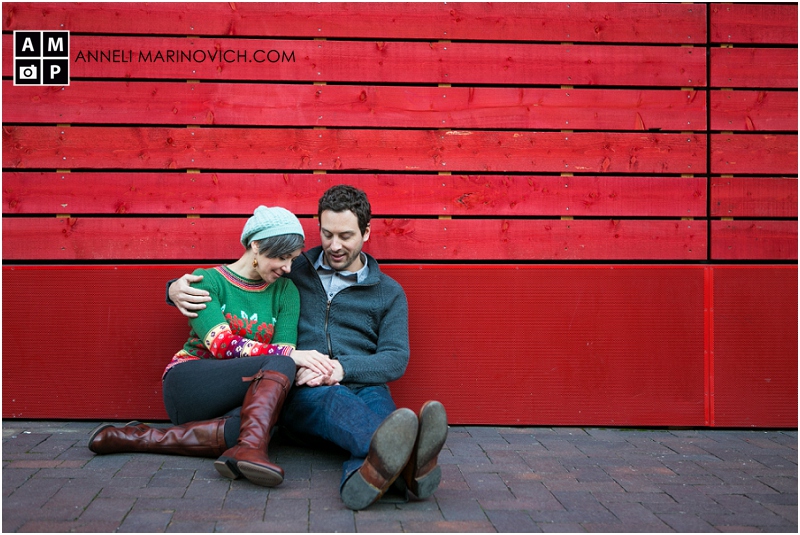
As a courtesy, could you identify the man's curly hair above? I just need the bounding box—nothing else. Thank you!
[318,185,372,235]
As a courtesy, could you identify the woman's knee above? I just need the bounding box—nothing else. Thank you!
[259,354,296,381]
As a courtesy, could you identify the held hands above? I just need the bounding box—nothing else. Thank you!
[290,349,335,378]
[170,274,211,318]
[294,356,344,387]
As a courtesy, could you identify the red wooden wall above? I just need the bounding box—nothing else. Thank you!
[2,2,797,427]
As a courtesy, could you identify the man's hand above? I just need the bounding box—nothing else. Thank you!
[290,350,335,378]
[169,274,211,318]
[295,360,344,387]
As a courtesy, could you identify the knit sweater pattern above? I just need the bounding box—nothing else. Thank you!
[164,265,300,376]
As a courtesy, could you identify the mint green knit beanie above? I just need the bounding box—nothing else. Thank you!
[241,206,304,247]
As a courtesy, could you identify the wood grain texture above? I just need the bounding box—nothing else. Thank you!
[2,127,708,174]
[711,220,798,260]
[2,81,707,131]
[711,177,798,218]
[711,134,798,175]
[2,217,707,261]
[710,3,798,44]
[710,90,798,131]
[1,34,707,86]
[711,48,798,89]
[2,2,707,43]
[2,172,707,218]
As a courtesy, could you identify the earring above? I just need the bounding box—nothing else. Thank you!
[252,257,258,268]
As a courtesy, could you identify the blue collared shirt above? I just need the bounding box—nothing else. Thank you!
[313,251,370,301]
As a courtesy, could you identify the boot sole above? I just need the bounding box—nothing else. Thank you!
[341,408,418,510]
[214,457,242,480]
[237,461,284,487]
[409,401,448,498]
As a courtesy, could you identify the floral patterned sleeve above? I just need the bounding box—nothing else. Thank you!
[188,269,295,360]
[201,323,293,359]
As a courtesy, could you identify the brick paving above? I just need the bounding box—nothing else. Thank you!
[2,421,797,533]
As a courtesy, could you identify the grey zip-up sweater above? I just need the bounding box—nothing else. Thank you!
[286,246,409,387]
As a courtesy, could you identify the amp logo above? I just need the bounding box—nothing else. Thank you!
[14,31,70,86]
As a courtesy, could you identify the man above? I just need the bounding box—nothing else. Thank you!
[169,185,447,510]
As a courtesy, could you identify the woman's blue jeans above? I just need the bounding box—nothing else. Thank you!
[279,383,397,488]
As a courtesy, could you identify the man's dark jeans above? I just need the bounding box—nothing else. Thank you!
[279,383,397,488]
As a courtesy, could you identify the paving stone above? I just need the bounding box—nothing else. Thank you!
[479,495,564,513]
[221,483,269,510]
[485,509,540,532]
[354,518,405,532]
[117,509,173,533]
[538,521,586,532]
[603,501,673,531]
[165,520,216,532]
[80,497,136,523]
[436,496,489,522]
[760,502,798,523]
[355,499,442,523]
[2,422,796,533]
[403,519,495,532]
[657,511,717,532]
[309,502,355,532]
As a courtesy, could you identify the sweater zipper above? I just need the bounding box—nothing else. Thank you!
[325,300,334,359]
[303,249,378,361]
[302,251,335,358]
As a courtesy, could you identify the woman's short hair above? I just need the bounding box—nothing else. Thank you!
[254,233,305,258]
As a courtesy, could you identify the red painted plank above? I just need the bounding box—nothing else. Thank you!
[2,217,707,261]
[2,172,708,218]
[2,265,709,426]
[1,34,707,86]
[710,90,798,131]
[710,3,798,45]
[711,177,798,218]
[2,127,708,174]
[711,48,798,89]
[1,2,707,44]
[2,81,707,131]
[712,267,798,427]
[711,221,798,261]
[710,134,798,175]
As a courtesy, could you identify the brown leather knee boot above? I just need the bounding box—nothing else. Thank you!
[214,369,290,487]
[88,418,227,457]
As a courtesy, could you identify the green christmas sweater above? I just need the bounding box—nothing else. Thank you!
[164,265,300,376]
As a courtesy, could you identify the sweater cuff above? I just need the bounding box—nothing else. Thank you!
[165,278,177,307]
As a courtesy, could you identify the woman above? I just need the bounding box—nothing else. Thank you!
[88,206,334,488]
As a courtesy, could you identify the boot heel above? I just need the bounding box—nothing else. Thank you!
[214,457,242,480]
[237,461,284,487]
[341,471,382,510]
[408,465,441,499]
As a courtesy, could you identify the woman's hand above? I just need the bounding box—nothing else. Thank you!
[169,274,211,318]
[295,359,344,387]
[290,349,336,378]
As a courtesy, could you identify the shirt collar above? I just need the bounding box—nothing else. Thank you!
[313,250,369,283]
